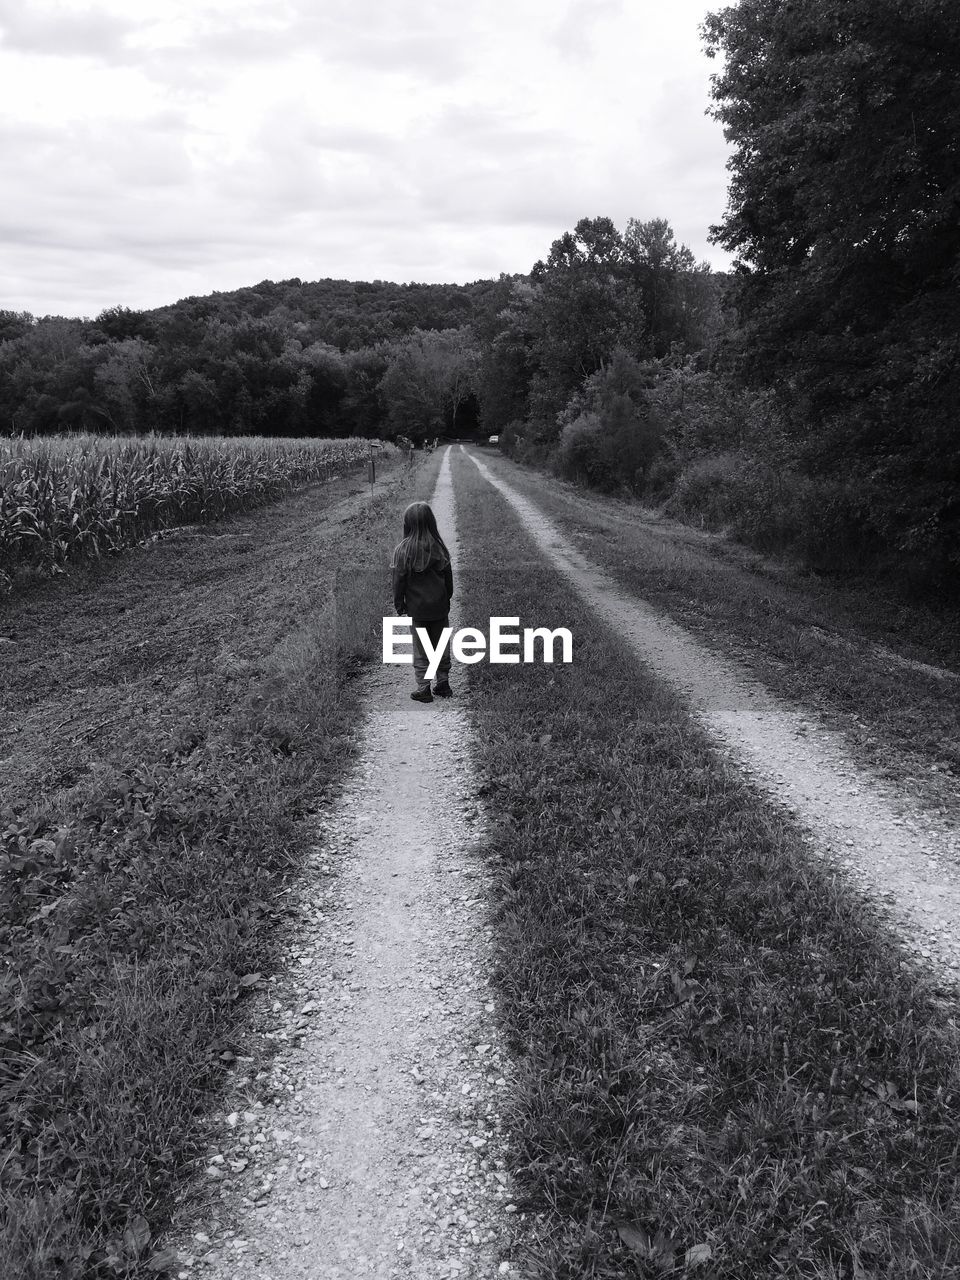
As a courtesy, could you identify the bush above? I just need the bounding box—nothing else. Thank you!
[498,419,526,460]
[554,412,606,487]
[553,397,663,496]
[644,451,679,501]
[667,452,879,571]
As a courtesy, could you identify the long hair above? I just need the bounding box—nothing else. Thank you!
[393,501,450,573]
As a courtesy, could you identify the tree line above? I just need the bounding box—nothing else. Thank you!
[0,280,497,442]
[700,0,959,586]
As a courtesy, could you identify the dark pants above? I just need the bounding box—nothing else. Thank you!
[412,616,451,686]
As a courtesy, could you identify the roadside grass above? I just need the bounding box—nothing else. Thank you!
[0,449,443,1279]
[452,450,960,1278]
[477,453,960,812]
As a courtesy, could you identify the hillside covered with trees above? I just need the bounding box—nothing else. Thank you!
[0,278,503,442]
[2,0,957,588]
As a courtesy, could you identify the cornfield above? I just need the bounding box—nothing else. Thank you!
[0,433,385,583]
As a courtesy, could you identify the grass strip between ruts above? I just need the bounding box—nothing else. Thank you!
[451,449,960,1279]
[0,451,443,1280]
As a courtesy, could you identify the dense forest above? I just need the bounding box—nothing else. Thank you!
[2,0,957,586]
[0,278,502,442]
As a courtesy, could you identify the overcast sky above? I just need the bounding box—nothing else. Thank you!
[0,0,733,319]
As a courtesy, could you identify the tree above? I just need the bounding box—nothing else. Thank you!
[623,218,704,356]
[297,342,347,434]
[379,329,479,442]
[341,346,391,437]
[95,305,156,342]
[441,328,481,434]
[380,332,447,441]
[704,0,960,566]
[94,338,162,431]
[705,0,960,284]
[528,217,638,428]
[0,311,34,344]
[477,282,537,434]
[554,349,665,492]
[174,369,220,433]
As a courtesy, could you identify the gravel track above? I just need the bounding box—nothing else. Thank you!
[164,449,519,1279]
[466,448,960,985]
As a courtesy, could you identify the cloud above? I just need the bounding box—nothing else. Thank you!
[303,124,399,157]
[552,0,623,61]
[426,103,569,155]
[135,0,471,85]
[0,0,135,61]
[290,0,470,78]
[0,0,733,316]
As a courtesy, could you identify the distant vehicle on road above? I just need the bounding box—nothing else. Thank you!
[488,435,500,447]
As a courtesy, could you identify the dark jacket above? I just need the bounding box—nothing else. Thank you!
[393,554,453,621]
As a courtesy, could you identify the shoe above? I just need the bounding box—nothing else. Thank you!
[410,686,433,703]
[433,681,453,698]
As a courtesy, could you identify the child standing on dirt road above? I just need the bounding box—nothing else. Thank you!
[392,501,454,703]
